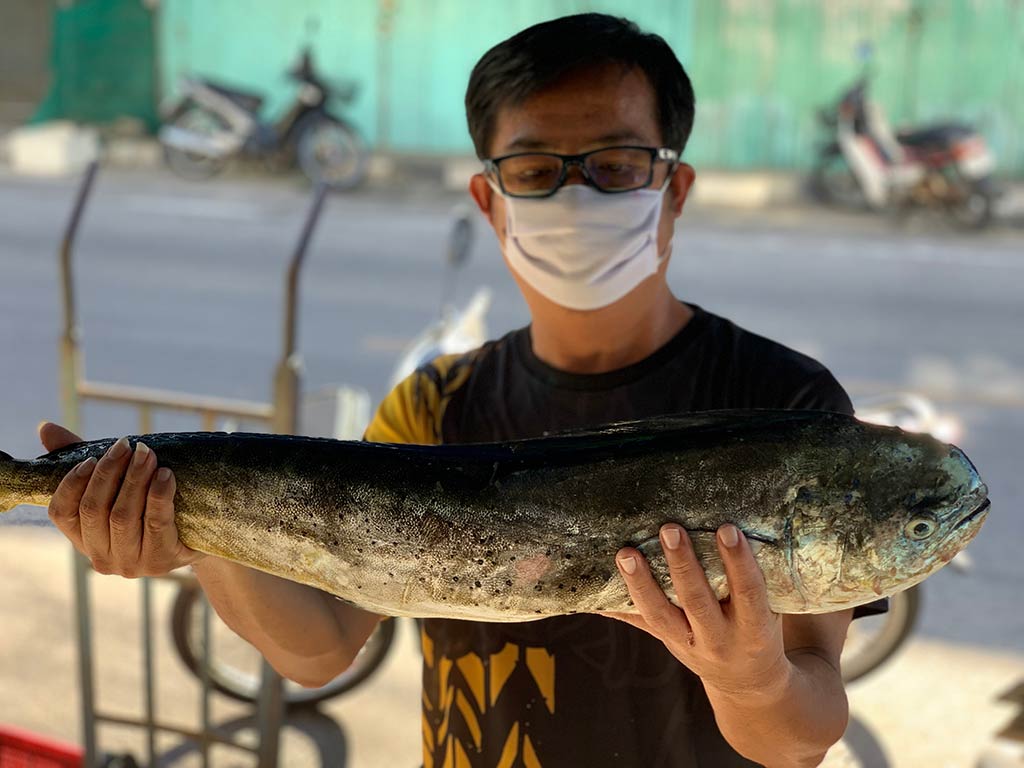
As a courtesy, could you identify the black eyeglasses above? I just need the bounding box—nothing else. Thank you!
[484,146,680,198]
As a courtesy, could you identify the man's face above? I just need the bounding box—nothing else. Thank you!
[470,63,695,261]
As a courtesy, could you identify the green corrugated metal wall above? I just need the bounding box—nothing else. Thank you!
[135,0,1024,173]
[34,0,157,129]
[689,0,1024,170]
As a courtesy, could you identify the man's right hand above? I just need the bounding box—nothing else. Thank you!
[40,421,205,577]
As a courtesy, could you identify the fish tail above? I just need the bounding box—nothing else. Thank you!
[0,450,38,513]
[0,450,17,513]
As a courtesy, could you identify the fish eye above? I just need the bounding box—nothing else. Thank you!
[905,517,938,541]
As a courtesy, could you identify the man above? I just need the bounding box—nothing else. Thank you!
[40,14,882,768]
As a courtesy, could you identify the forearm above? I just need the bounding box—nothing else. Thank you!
[705,651,849,768]
[192,557,381,687]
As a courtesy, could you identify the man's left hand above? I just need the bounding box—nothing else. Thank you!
[604,523,791,700]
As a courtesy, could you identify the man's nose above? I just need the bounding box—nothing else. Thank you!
[563,162,588,187]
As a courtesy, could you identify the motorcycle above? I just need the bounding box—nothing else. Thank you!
[810,72,999,229]
[159,47,369,190]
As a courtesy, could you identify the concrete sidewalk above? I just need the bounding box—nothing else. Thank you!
[1,527,1022,767]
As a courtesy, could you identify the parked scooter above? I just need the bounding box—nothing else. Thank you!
[810,66,999,229]
[159,47,369,190]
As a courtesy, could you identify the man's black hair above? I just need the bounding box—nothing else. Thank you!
[465,13,695,159]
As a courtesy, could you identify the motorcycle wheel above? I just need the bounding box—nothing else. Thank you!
[295,114,369,190]
[170,582,397,707]
[163,106,232,180]
[946,177,995,231]
[809,149,869,210]
[841,585,921,684]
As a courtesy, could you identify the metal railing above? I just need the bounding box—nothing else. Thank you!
[58,161,331,768]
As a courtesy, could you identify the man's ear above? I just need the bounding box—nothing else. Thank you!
[469,172,507,241]
[469,173,495,218]
[668,163,696,218]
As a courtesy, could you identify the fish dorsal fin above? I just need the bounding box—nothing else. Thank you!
[556,409,828,437]
[520,409,838,449]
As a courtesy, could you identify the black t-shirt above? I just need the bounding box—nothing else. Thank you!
[364,303,882,768]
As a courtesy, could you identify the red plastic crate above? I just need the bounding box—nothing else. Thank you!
[0,726,83,768]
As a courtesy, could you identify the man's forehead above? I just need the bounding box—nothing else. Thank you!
[503,130,651,153]
[488,67,662,156]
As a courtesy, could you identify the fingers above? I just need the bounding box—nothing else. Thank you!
[39,422,83,453]
[108,442,156,575]
[47,457,95,552]
[616,547,691,640]
[659,524,724,639]
[79,437,132,568]
[40,426,194,577]
[141,467,199,572]
[717,525,773,625]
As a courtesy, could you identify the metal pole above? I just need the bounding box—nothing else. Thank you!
[61,161,99,768]
[259,183,329,767]
[200,594,212,768]
[59,159,98,435]
[72,553,98,768]
[141,578,157,767]
[255,662,285,768]
[272,182,327,436]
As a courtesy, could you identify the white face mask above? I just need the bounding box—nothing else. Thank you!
[495,183,668,311]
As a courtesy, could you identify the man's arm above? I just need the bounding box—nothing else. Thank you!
[606,523,850,768]
[192,558,381,688]
[704,611,851,768]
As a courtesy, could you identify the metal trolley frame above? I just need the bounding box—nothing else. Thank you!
[56,161,331,768]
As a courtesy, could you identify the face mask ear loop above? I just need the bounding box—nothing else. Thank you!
[485,175,503,196]
[660,158,682,192]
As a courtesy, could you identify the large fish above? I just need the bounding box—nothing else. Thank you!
[0,410,988,619]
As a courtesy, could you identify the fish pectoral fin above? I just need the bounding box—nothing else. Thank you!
[636,532,729,602]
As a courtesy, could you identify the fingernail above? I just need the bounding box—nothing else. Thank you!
[156,467,172,484]
[37,420,50,434]
[75,457,97,477]
[108,437,130,459]
[132,441,150,467]
[661,526,681,550]
[618,555,637,575]
[719,525,740,548]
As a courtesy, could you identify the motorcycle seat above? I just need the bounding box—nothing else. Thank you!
[200,79,264,114]
[897,123,972,149]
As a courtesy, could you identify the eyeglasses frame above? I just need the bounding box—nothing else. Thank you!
[483,145,681,198]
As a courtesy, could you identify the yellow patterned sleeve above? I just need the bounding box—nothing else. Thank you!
[363,353,475,446]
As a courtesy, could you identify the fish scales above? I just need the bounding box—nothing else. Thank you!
[0,410,989,619]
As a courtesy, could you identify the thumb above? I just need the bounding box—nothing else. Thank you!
[38,421,83,453]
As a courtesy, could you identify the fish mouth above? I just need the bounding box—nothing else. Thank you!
[954,497,990,531]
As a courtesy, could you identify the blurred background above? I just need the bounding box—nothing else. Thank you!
[0,1,1022,767]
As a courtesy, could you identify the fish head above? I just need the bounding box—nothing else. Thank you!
[789,437,990,612]
[869,443,990,578]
